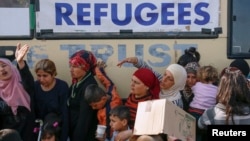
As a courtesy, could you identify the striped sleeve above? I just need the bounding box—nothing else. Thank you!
[134,57,163,81]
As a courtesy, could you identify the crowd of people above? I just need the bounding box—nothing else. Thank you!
[0,44,250,141]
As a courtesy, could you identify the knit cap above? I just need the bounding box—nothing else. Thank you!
[229,59,250,77]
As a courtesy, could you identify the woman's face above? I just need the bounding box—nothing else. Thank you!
[160,70,175,90]
[0,61,12,81]
[69,64,87,82]
[36,70,55,88]
[130,75,148,98]
[186,72,197,88]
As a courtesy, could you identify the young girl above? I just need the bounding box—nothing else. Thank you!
[188,65,219,141]
[198,67,250,127]
[188,65,219,118]
[41,113,62,141]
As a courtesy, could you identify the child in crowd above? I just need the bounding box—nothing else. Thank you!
[109,105,130,141]
[41,113,62,141]
[188,65,219,118]
[85,84,122,141]
[188,65,219,141]
[86,61,123,141]
[198,67,250,129]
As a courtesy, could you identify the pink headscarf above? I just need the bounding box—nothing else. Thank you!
[0,58,31,115]
[133,68,160,99]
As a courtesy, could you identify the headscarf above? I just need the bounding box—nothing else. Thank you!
[0,58,30,115]
[133,68,160,99]
[69,50,97,83]
[185,62,200,74]
[160,64,187,100]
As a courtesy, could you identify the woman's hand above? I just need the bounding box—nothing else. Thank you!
[97,60,107,69]
[15,43,29,69]
[117,57,138,68]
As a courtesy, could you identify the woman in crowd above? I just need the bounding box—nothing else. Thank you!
[188,65,219,141]
[177,47,201,112]
[198,66,250,127]
[117,57,187,108]
[97,66,160,141]
[34,59,69,141]
[0,43,35,141]
[67,50,99,141]
[181,62,200,112]
[116,59,186,141]
[124,68,160,129]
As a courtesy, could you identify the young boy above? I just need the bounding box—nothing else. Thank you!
[109,105,130,141]
[85,84,122,140]
[85,62,122,140]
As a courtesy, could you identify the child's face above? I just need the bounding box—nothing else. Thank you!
[41,135,56,141]
[90,96,107,110]
[109,115,127,132]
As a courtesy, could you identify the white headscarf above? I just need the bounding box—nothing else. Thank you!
[160,64,187,101]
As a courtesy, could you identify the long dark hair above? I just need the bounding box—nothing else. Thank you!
[217,67,250,124]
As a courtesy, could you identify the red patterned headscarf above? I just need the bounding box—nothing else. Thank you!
[133,68,160,99]
[69,50,97,75]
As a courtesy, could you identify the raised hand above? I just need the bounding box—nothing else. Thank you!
[97,60,107,69]
[116,57,138,68]
[15,43,29,69]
